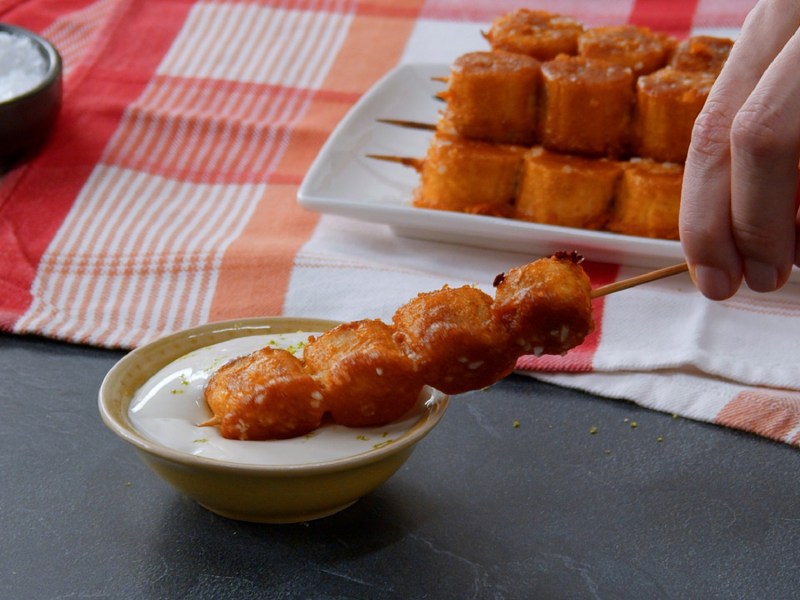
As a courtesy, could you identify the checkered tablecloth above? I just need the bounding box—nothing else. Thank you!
[4,0,799,447]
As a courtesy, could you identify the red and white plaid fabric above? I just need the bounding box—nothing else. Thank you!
[5,0,798,447]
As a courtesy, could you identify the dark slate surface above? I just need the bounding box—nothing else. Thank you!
[2,333,798,599]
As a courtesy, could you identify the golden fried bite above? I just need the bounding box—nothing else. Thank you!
[302,320,423,428]
[484,9,584,61]
[606,158,683,239]
[633,67,714,163]
[438,51,541,146]
[515,147,622,229]
[578,25,674,77]
[492,252,594,357]
[540,55,634,158]
[392,285,517,395]
[413,132,526,217]
[669,35,733,75]
[203,347,325,441]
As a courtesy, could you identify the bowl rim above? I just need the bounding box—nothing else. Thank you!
[0,22,63,106]
[98,316,449,476]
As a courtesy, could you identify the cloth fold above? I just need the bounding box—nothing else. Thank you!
[4,0,794,448]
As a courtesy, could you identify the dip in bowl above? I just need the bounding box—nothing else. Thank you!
[98,317,448,523]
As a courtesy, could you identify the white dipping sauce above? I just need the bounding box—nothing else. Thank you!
[0,32,47,102]
[129,332,437,466]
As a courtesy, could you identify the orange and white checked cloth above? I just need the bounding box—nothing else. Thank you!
[3,0,799,447]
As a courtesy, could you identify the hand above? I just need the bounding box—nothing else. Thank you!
[679,0,800,300]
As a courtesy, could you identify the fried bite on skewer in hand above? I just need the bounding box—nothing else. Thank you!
[393,285,518,395]
[203,347,325,440]
[303,319,424,428]
[204,254,595,440]
[493,251,594,356]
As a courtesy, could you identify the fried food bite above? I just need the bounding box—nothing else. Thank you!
[392,285,517,395]
[438,51,541,146]
[303,319,424,428]
[493,251,594,356]
[203,347,325,441]
[669,35,733,75]
[515,147,622,229]
[606,159,683,239]
[634,67,715,163]
[413,132,526,217]
[484,9,584,61]
[577,24,674,77]
[203,254,596,440]
[540,55,634,158]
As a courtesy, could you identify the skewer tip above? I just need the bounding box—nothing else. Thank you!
[366,154,423,170]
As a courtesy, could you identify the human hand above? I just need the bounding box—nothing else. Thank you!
[679,0,800,300]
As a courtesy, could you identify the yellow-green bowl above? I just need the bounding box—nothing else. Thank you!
[98,317,448,523]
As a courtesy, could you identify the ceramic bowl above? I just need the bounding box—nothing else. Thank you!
[99,317,448,523]
[0,23,62,167]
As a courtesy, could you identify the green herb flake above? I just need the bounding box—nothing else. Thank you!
[203,357,227,373]
[192,438,208,444]
[286,340,307,355]
[630,421,638,429]
[589,425,599,435]
[373,439,394,450]
[356,435,369,441]
[513,419,521,428]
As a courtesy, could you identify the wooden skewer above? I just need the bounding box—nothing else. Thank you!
[365,154,423,170]
[377,118,436,131]
[591,262,689,298]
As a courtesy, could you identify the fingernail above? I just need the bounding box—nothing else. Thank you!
[744,259,778,292]
[693,265,734,300]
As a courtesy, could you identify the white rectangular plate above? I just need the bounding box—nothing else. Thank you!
[298,63,685,268]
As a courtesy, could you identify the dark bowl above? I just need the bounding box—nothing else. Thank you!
[0,23,62,168]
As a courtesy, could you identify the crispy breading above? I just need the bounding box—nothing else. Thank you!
[493,252,594,356]
[204,347,325,441]
[393,285,517,394]
[303,319,424,427]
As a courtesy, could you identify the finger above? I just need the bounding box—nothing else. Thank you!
[680,0,800,299]
[794,171,800,269]
[730,27,800,292]
[681,103,742,300]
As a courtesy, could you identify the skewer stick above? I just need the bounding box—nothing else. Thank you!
[590,262,689,298]
[366,154,423,170]
[377,118,436,131]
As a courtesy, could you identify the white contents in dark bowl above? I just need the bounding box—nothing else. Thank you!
[0,31,47,102]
